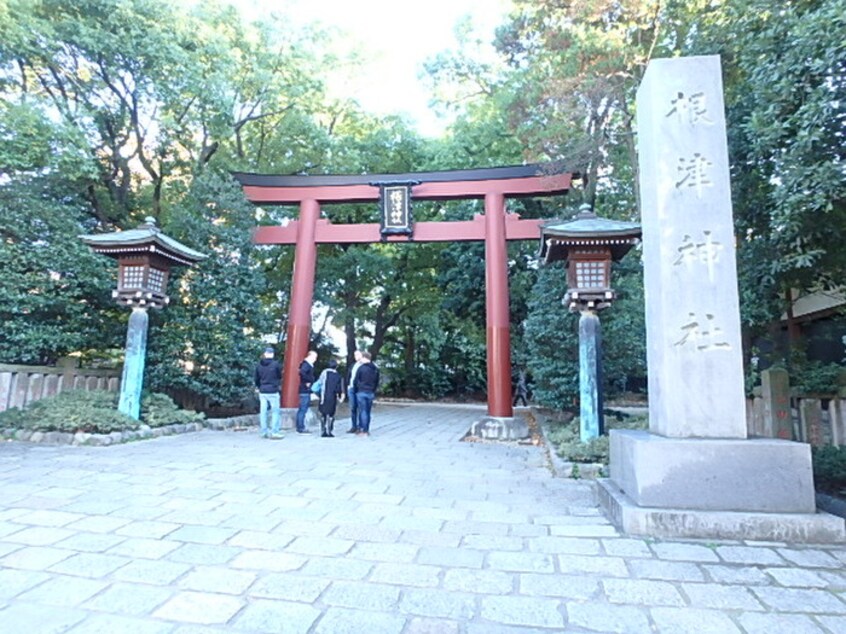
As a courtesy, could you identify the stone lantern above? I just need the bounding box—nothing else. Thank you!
[540,204,641,440]
[80,217,205,419]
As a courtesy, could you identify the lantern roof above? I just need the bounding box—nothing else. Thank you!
[80,217,206,266]
[539,205,641,263]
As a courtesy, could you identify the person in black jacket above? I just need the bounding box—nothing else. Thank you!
[295,350,317,433]
[254,347,283,439]
[316,359,344,437]
[353,351,379,436]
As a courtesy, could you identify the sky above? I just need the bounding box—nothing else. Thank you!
[231,0,511,136]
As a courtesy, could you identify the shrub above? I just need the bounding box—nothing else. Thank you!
[0,390,137,434]
[812,446,846,495]
[0,389,204,435]
[141,392,204,428]
[547,413,648,464]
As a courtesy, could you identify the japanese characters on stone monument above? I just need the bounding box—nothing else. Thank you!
[638,55,746,438]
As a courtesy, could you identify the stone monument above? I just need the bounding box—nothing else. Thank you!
[598,55,844,542]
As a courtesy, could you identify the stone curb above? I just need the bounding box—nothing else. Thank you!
[0,415,258,447]
[531,406,606,480]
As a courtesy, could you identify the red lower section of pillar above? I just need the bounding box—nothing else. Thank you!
[487,325,513,417]
[282,323,311,408]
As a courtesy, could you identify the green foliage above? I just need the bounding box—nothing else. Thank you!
[0,389,203,434]
[546,414,649,464]
[792,361,844,395]
[812,446,846,495]
[140,392,204,428]
[0,390,136,434]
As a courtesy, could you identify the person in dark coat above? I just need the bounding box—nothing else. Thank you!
[353,351,380,436]
[316,359,344,437]
[254,347,283,439]
[295,350,317,433]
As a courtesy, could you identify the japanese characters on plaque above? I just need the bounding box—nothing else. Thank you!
[663,81,733,352]
[379,183,414,237]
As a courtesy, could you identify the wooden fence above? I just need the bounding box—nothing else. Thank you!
[0,357,120,413]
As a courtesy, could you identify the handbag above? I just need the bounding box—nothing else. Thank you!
[310,378,322,394]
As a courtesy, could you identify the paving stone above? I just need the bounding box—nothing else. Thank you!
[650,607,742,633]
[230,550,309,573]
[400,588,476,620]
[750,587,846,613]
[54,532,126,553]
[0,568,50,599]
[178,566,256,594]
[527,536,601,555]
[416,546,484,569]
[231,599,321,633]
[0,602,87,634]
[557,554,628,577]
[737,612,826,634]
[17,575,107,607]
[479,595,563,629]
[716,546,786,566]
[0,522,24,539]
[64,613,177,634]
[487,551,555,573]
[166,543,242,565]
[284,536,354,557]
[403,616,460,634]
[443,568,514,595]
[116,521,181,539]
[4,526,75,546]
[566,602,653,634]
[152,591,244,624]
[312,607,405,634]
[64,516,132,534]
[83,582,173,616]
[399,530,461,548]
[508,523,548,538]
[111,559,192,585]
[777,549,844,569]
[48,552,132,578]
[369,562,441,587]
[248,572,330,602]
[602,538,654,558]
[681,582,765,610]
[330,524,402,544]
[818,615,846,633]
[519,573,599,600]
[322,580,399,610]
[548,524,619,538]
[1,545,75,570]
[13,509,84,527]
[602,578,685,606]
[651,542,720,562]
[167,526,238,545]
[766,567,829,588]
[300,556,373,580]
[628,558,705,582]
[107,537,181,560]
[348,542,419,563]
[461,534,523,551]
[703,564,772,585]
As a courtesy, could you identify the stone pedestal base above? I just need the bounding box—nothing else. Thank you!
[468,416,529,440]
[598,479,845,543]
[601,430,845,542]
[279,407,318,431]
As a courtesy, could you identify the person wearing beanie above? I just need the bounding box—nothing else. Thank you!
[316,359,344,437]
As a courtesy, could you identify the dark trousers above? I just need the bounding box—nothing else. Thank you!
[296,393,310,431]
[348,388,359,430]
[356,391,375,433]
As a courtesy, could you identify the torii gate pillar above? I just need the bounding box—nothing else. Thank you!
[485,192,513,418]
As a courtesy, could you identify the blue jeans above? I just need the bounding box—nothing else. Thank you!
[296,393,311,432]
[348,388,359,430]
[356,391,375,433]
[258,393,281,436]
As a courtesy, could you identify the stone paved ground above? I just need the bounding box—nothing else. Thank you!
[0,402,845,634]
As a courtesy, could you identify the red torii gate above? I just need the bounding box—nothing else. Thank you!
[233,163,574,419]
